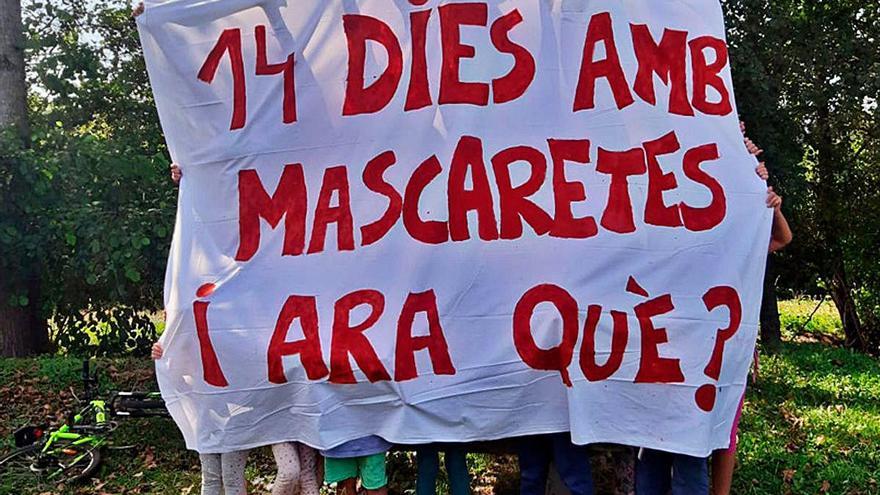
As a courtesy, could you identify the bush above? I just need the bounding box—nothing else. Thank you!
[50,306,161,358]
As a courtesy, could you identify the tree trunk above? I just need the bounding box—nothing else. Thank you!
[759,258,783,352]
[0,0,29,138]
[813,102,866,352]
[829,265,865,351]
[0,283,48,357]
[1,0,48,357]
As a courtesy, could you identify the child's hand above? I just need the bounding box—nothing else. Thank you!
[744,137,763,157]
[151,342,164,360]
[740,122,764,157]
[170,164,182,184]
[766,187,783,210]
[756,162,769,181]
[132,2,145,17]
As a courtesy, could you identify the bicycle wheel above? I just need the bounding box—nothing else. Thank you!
[0,442,102,490]
[113,395,169,417]
[117,398,166,410]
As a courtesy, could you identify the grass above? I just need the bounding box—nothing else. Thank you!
[779,298,845,343]
[734,343,880,494]
[1,300,878,494]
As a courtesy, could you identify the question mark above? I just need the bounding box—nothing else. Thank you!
[695,286,742,412]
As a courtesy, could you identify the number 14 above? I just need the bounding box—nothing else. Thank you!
[197,25,297,131]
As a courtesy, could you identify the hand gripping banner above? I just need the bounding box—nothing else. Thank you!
[138,0,771,456]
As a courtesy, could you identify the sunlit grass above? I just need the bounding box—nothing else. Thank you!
[779,298,844,342]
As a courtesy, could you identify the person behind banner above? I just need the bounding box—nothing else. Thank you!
[321,436,391,495]
[155,339,322,495]
[152,342,251,495]
[518,433,594,495]
[711,126,792,495]
[416,443,471,495]
[635,130,793,495]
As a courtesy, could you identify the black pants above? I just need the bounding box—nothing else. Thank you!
[517,433,594,495]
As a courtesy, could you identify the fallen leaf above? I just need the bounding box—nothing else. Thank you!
[143,447,158,469]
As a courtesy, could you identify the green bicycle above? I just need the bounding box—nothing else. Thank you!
[0,360,169,490]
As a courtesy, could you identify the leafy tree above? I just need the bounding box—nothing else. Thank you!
[724,0,880,353]
[1,0,173,356]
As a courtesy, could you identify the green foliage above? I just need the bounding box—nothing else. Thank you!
[51,307,159,358]
[24,0,161,145]
[1,0,175,356]
[0,130,54,309]
[723,1,880,351]
[0,125,173,355]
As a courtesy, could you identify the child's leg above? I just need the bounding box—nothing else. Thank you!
[549,433,593,495]
[220,450,250,495]
[325,457,358,495]
[358,453,388,495]
[199,453,223,495]
[712,392,745,495]
[416,446,441,495]
[297,444,321,495]
[670,454,709,495]
[517,435,552,495]
[444,447,471,495]
[711,451,736,495]
[271,442,301,495]
[635,448,672,495]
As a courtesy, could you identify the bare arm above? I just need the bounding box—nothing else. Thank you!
[742,123,792,252]
[766,188,792,252]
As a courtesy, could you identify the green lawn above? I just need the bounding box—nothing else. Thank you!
[779,298,847,343]
[1,300,878,494]
[734,343,880,494]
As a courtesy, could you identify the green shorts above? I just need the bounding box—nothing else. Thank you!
[324,453,388,490]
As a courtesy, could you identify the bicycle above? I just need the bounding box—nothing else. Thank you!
[0,360,170,490]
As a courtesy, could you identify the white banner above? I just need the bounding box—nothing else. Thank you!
[139,0,771,456]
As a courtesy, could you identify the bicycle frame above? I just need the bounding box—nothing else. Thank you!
[38,400,109,479]
[4,360,169,487]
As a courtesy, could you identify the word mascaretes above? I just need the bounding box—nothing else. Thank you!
[235,130,726,261]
